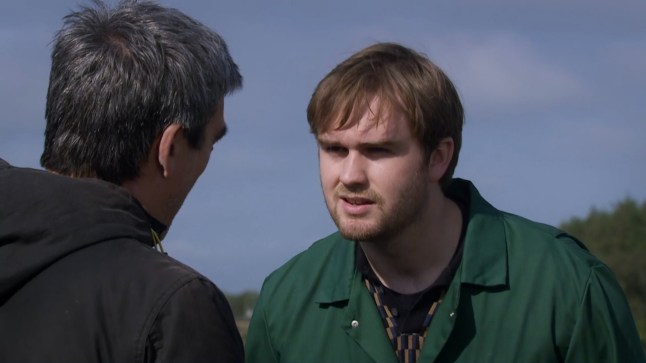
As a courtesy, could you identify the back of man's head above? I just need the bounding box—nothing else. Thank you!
[41,0,242,185]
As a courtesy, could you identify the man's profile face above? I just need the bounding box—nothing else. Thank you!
[185,101,227,187]
[316,97,432,242]
[168,100,227,218]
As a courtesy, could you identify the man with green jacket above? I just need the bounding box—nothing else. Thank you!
[245,42,645,363]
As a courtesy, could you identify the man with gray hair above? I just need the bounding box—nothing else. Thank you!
[0,1,243,361]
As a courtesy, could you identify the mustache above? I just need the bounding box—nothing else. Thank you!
[334,185,382,203]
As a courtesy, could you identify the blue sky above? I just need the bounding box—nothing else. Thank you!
[1,0,644,294]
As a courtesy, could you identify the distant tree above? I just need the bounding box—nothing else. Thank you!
[226,290,258,343]
[226,290,259,321]
[560,197,646,348]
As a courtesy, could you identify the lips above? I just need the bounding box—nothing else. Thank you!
[339,195,375,215]
[341,197,373,205]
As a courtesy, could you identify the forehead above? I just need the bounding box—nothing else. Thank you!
[318,102,410,143]
[318,97,411,139]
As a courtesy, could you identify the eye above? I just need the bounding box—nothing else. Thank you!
[321,144,347,156]
[366,146,391,156]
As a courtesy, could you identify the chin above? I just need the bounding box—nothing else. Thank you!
[337,221,381,242]
[328,206,383,241]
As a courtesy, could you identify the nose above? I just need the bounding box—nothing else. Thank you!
[339,151,368,188]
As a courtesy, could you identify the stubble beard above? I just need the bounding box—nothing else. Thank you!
[325,168,429,243]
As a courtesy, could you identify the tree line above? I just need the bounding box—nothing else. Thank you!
[559,197,646,348]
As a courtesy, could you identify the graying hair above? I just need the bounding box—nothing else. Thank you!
[41,0,242,184]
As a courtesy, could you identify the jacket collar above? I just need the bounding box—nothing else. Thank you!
[449,179,508,288]
[314,232,357,303]
[315,178,509,304]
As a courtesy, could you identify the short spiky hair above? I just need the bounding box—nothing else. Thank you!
[41,0,242,184]
[307,42,463,189]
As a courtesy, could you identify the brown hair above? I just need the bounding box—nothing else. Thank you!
[307,42,463,189]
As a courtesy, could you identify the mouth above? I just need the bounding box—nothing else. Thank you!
[340,196,374,206]
[336,193,377,216]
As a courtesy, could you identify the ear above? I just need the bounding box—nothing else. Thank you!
[428,137,454,182]
[158,123,184,178]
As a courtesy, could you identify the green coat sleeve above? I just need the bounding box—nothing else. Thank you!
[245,288,280,363]
[565,264,646,363]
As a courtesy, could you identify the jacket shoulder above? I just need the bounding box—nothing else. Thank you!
[264,232,349,285]
[257,232,353,306]
[500,211,595,261]
[497,211,612,297]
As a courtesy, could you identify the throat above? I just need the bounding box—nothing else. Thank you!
[359,242,441,294]
[357,198,464,294]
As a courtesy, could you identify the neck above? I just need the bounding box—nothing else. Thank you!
[121,180,171,227]
[121,160,178,229]
[360,193,462,294]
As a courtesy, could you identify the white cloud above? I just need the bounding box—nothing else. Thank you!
[425,33,586,114]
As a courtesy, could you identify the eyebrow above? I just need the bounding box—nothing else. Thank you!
[315,135,335,145]
[213,125,228,144]
[316,135,397,148]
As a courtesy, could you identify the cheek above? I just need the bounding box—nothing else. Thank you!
[193,150,211,177]
[318,159,335,187]
[374,161,423,191]
[203,152,212,168]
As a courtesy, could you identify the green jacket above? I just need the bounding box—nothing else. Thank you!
[246,180,645,363]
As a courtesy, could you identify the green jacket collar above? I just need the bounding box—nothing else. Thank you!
[314,232,357,304]
[450,179,508,288]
